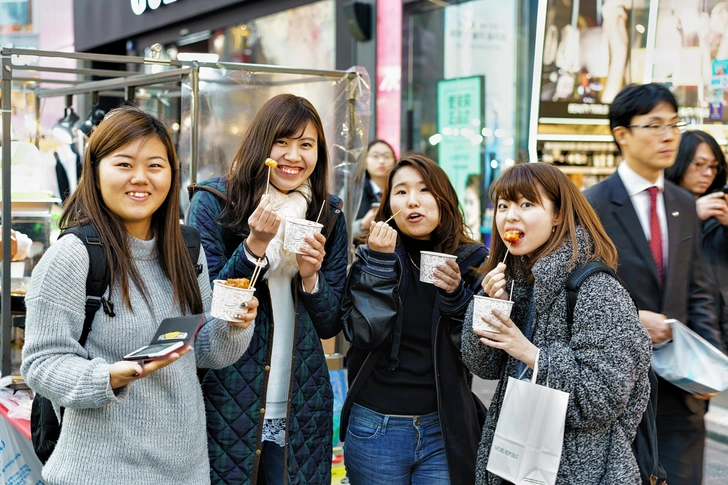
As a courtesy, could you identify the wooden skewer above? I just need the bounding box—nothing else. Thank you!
[384,209,402,224]
[265,167,271,196]
[501,242,511,264]
[249,258,264,289]
[315,203,325,224]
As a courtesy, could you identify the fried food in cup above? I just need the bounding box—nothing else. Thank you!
[224,278,251,289]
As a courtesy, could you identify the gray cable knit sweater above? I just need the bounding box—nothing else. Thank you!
[462,228,652,484]
[21,234,255,485]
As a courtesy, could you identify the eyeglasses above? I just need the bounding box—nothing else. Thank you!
[690,160,720,175]
[627,121,688,136]
[368,153,394,161]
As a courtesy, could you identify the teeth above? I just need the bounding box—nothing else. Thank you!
[280,166,301,174]
[128,192,149,197]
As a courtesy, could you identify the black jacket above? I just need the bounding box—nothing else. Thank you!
[702,217,728,350]
[341,241,488,485]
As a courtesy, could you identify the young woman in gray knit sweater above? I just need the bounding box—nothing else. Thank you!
[21,106,257,485]
[462,163,652,484]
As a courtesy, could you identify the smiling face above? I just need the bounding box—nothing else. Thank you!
[268,121,318,193]
[613,101,681,182]
[680,142,719,196]
[97,135,172,240]
[389,166,440,240]
[495,186,558,257]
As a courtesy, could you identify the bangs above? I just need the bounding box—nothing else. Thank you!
[274,103,317,140]
[489,164,544,205]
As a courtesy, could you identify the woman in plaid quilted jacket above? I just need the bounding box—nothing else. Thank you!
[188,94,348,485]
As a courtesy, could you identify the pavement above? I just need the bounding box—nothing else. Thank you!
[706,391,728,445]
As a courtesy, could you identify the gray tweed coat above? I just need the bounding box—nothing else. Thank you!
[462,228,652,484]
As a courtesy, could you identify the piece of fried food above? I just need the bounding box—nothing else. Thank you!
[225,278,251,289]
[503,230,522,243]
[265,158,278,169]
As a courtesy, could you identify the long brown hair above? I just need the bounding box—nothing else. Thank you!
[482,163,617,279]
[377,153,476,254]
[61,105,203,314]
[222,94,332,237]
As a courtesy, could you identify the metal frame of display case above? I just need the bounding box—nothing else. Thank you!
[1,47,365,375]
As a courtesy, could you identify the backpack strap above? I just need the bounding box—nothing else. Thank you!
[180,224,203,276]
[59,223,115,347]
[187,184,228,202]
[565,261,616,327]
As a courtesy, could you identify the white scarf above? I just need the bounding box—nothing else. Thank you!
[263,181,312,280]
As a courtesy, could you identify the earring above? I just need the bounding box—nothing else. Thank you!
[552,226,556,233]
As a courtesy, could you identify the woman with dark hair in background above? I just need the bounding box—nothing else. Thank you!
[666,130,728,349]
[341,154,488,485]
[22,106,256,484]
[353,139,397,237]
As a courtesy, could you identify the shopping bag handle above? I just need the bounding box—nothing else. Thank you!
[517,349,541,384]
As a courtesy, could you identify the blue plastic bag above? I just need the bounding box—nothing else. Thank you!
[652,319,728,394]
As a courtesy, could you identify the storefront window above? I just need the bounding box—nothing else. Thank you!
[0,0,32,33]
[403,0,526,241]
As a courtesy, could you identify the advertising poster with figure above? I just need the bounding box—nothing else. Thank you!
[538,0,728,124]
[539,0,637,119]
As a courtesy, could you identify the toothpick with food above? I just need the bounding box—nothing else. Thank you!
[264,158,277,195]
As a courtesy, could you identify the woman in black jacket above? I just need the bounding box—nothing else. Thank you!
[341,154,488,485]
[665,130,728,349]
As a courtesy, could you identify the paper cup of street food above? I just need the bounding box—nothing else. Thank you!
[419,251,458,284]
[472,295,514,333]
[211,279,255,322]
[284,218,323,254]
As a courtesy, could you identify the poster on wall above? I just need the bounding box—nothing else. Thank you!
[538,0,635,119]
[537,0,728,122]
[437,76,484,239]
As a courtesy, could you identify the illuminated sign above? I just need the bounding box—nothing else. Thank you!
[131,0,179,16]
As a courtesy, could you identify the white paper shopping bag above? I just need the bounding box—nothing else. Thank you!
[486,364,569,485]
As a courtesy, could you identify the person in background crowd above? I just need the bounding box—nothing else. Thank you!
[341,154,488,485]
[464,162,651,484]
[187,94,348,485]
[353,139,397,237]
[666,130,728,350]
[22,105,256,485]
[585,83,721,485]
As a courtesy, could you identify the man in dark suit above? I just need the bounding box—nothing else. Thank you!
[584,83,721,485]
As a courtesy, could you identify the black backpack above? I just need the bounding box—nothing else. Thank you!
[30,223,202,464]
[566,261,667,485]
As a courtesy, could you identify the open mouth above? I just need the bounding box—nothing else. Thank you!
[407,212,424,222]
[503,229,524,244]
[278,165,303,176]
[127,191,151,199]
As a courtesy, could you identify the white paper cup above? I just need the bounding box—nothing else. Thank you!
[211,280,255,322]
[472,295,514,333]
[284,218,323,254]
[419,251,458,284]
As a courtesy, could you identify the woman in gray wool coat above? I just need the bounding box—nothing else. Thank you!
[462,163,652,484]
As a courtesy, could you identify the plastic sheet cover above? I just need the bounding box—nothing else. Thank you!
[178,66,371,249]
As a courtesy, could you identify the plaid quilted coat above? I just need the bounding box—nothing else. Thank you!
[187,177,347,485]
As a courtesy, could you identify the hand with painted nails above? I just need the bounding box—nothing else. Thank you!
[247,194,281,256]
[108,345,192,389]
[228,296,258,329]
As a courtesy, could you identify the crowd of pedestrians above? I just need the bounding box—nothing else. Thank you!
[19,84,728,485]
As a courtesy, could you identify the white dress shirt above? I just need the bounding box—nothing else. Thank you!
[617,161,669,270]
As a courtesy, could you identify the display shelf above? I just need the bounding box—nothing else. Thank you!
[554,166,616,175]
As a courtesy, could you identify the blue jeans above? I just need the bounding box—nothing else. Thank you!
[344,403,450,485]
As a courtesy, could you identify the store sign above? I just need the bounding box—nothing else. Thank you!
[131,0,179,16]
[437,76,484,205]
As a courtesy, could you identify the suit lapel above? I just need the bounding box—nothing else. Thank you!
[663,184,682,300]
[608,174,662,288]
